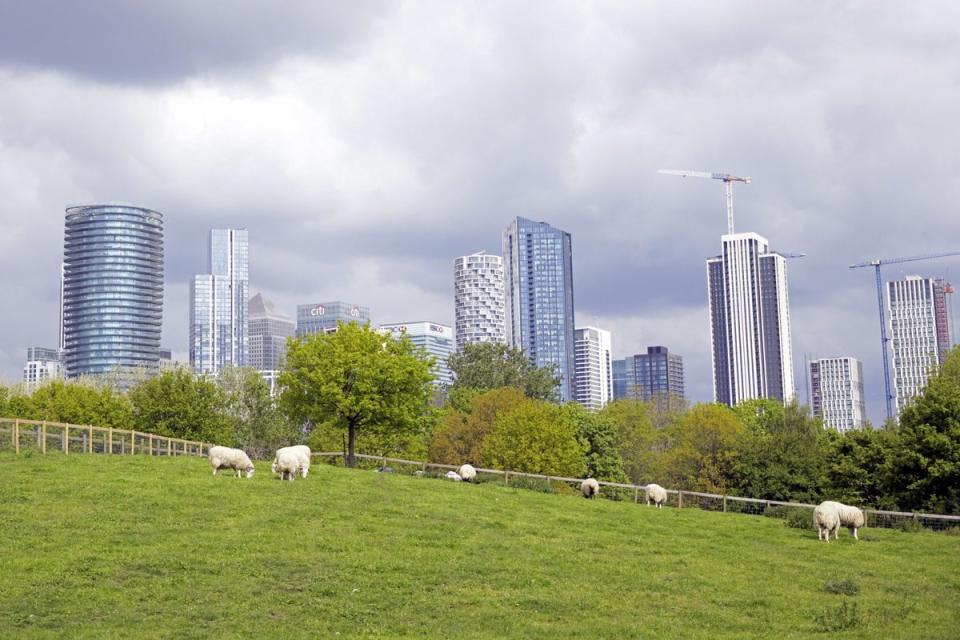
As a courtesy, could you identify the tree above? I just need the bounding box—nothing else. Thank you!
[279,321,434,467]
[129,369,231,444]
[888,347,960,513]
[26,380,133,428]
[600,400,663,484]
[482,400,587,477]
[447,342,561,401]
[828,428,899,510]
[217,366,301,459]
[562,403,627,482]
[658,403,745,493]
[428,387,527,465]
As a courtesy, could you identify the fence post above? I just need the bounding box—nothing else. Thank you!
[131,431,135,455]
[64,425,69,454]
[678,491,683,509]
[13,419,19,454]
[88,426,93,453]
[108,428,113,454]
[504,471,510,486]
[41,421,47,454]
[634,487,639,504]
[149,435,153,456]
[168,438,172,456]
[723,496,728,513]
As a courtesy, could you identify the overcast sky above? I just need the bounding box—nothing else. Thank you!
[1,1,959,422]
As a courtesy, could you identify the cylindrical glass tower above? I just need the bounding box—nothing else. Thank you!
[62,204,164,379]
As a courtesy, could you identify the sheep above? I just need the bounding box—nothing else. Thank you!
[208,446,255,479]
[581,478,600,499]
[273,449,303,482]
[272,445,311,480]
[645,483,667,508]
[445,470,463,481]
[458,464,477,482]
[814,501,865,541]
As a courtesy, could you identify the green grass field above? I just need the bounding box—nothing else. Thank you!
[1,453,959,639]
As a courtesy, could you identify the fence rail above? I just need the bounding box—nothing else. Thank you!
[0,417,208,458]
[313,452,960,533]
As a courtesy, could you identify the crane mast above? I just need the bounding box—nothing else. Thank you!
[658,169,751,234]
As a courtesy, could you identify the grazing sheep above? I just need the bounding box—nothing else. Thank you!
[208,446,255,479]
[273,449,302,482]
[445,470,463,481]
[581,478,600,499]
[458,464,477,482]
[814,501,865,541]
[272,445,311,480]
[645,483,667,508]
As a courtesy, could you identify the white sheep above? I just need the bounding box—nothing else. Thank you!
[273,449,303,482]
[645,483,667,508]
[814,501,866,541]
[458,464,477,482]
[445,470,463,481]
[208,446,255,479]
[581,478,600,499]
[272,445,311,480]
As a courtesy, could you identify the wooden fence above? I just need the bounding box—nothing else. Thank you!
[314,452,960,533]
[0,417,207,458]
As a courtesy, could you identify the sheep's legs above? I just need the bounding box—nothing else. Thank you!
[851,527,859,540]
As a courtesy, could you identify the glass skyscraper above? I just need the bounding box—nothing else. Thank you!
[296,301,370,337]
[61,204,164,379]
[190,229,249,375]
[502,217,576,401]
[380,321,455,387]
[613,347,685,407]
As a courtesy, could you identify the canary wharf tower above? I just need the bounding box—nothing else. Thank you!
[61,204,164,378]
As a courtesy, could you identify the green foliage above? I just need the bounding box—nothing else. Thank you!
[447,342,561,401]
[822,578,860,596]
[814,602,861,632]
[659,403,745,493]
[482,401,587,477]
[827,428,900,510]
[428,387,527,465]
[279,322,435,466]
[17,380,133,428]
[128,369,231,444]
[562,403,627,482]
[216,366,300,459]
[600,400,662,483]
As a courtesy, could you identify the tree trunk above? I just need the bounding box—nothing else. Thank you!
[347,424,356,468]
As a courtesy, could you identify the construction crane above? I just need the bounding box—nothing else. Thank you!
[849,250,960,421]
[658,169,751,234]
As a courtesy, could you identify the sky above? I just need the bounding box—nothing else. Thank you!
[1,1,959,423]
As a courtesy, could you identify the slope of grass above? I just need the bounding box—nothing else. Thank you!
[1,452,959,639]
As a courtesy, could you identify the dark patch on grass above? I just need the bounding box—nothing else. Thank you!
[814,601,861,632]
[822,578,860,596]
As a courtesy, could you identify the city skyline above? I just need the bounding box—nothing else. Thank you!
[2,4,960,424]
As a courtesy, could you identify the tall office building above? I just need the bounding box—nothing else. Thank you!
[190,229,249,376]
[612,359,627,400]
[502,217,576,401]
[454,252,505,350]
[22,347,62,390]
[296,301,370,337]
[615,347,685,405]
[573,327,612,410]
[707,232,795,406]
[380,321,455,387]
[809,357,865,433]
[249,293,294,394]
[887,276,951,415]
[62,204,164,379]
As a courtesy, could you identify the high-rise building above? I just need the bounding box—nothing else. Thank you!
[573,327,612,410]
[616,347,685,406]
[809,357,865,432]
[249,293,295,394]
[380,321,455,387]
[612,358,627,400]
[190,229,249,376]
[22,347,62,390]
[454,251,505,350]
[887,276,951,415]
[62,204,164,379]
[707,232,794,406]
[502,217,575,401]
[296,301,370,337]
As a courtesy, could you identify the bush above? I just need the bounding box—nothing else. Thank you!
[766,505,812,529]
[822,579,859,596]
[814,602,861,632]
[897,519,925,533]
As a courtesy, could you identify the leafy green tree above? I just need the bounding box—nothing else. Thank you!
[482,400,587,477]
[279,321,434,467]
[26,380,133,428]
[659,403,745,493]
[129,369,231,444]
[217,366,301,459]
[888,347,960,513]
[448,342,561,401]
[428,387,528,465]
[562,403,627,482]
[600,400,663,484]
[828,428,899,509]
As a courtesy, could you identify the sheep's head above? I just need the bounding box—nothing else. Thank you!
[299,466,308,478]
[245,466,256,479]
[271,460,279,474]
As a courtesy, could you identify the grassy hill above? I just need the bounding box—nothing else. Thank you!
[1,453,959,639]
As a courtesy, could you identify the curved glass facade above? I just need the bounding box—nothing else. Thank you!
[62,205,164,378]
